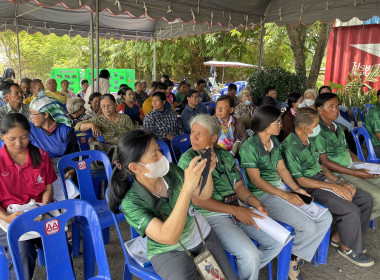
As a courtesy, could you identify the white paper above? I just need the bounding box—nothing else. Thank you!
[277,196,328,220]
[53,178,80,201]
[350,162,380,174]
[125,236,151,267]
[251,209,293,245]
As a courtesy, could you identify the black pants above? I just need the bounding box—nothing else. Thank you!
[304,188,373,253]
[0,228,42,280]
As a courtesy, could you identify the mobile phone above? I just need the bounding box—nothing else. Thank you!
[292,192,314,204]
[198,147,211,196]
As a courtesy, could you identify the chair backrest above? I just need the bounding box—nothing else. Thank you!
[363,103,374,115]
[156,140,173,163]
[340,110,351,123]
[351,126,379,162]
[202,102,216,115]
[57,150,113,202]
[282,102,288,109]
[7,200,111,280]
[351,106,365,125]
[171,134,191,163]
[75,130,93,151]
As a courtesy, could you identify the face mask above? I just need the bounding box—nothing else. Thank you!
[307,124,321,138]
[304,99,315,107]
[38,90,45,97]
[298,101,306,108]
[139,156,170,178]
[244,100,251,106]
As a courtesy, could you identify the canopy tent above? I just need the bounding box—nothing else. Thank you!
[204,60,256,83]
[2,0,380,82]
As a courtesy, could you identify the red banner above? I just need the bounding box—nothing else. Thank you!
[325,24,380,90]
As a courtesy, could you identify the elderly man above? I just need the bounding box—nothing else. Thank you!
[20,78,32,100]
[0,83,30,122]
[45,78,68,103]
[264,86,281,109]
[24,79,44,105]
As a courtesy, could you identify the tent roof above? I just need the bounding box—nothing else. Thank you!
[2,0,380,40]
[204,61,256,68]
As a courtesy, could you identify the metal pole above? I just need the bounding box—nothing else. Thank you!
[90,12,94,92]
[153,39,156,81]
[257,20,265,74]
[15,4,22,81]
[96,0,100,90]
[222,67,225,84]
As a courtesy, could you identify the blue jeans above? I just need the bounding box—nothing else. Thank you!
[206,214,283,280]
[259,194,332,261]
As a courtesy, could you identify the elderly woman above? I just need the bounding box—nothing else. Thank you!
[60,79,75,98]
[85,92,101,118]
[180,89,207,134]
[303,89,317,109]
[108,130,237,280]
[282,108,374,267]
[234,88,255,119]
[312,93,380,220]
[239,105,332,280]
[66,97,91,127]
[215,95,247,154]
[178,114,283,280]
[281,92,304,140]
[0,113,56,280]
[76,94,134,145]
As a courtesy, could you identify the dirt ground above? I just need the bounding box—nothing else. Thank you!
[31,216,380,280]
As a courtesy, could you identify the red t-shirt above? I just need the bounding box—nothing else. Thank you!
[0,145,57,211]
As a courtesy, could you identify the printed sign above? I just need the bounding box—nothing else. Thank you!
[45,219,60,235]
[78,161,87,170]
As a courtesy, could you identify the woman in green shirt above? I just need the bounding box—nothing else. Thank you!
[107,130,237,280]
[239,105,332,280]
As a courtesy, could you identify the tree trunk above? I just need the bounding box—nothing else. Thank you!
[286,24,307,74]
[306,22,333,88]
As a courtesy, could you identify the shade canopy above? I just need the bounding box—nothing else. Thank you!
[204,61,256,68]
[2,0,380,40]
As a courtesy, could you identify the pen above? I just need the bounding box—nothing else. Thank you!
[35,203,55,218]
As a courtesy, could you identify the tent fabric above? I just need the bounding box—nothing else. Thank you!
[2,0,380,40]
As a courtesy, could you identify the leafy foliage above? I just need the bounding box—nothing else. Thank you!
[247,67,307,102]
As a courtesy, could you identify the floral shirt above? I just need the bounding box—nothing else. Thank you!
[233,103,255,119]
[217,116,235,151]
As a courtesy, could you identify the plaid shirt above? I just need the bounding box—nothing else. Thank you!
[0,103,31,122]
[143,109,183,140]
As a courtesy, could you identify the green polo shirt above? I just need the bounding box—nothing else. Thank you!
[311,120,352,168]
[365,103,380,147]
[178,147,241,217]
[175,92,185,103]
[239,134,283,198]
[282,132,322,179]
[121,164,200,260]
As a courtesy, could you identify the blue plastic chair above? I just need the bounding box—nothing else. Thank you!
[351,126,380,163]
[340,110,351,123]
[351,106,365,127]
[0,246,9,279]
[156,140,173,163]
[202,102,216,115]
[170,134,191,163]
[364,103,373,115]
[7,200,111,280]
[0,141,3,148]
[281,102,288,109]
[57,150,124,278]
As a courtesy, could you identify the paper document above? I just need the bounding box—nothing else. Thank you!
[125,236,151,267]
[251,209,293,245]
[53,178,80,201]
[350,162,380,174]
[277,196,328,220]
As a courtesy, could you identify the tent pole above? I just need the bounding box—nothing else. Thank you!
[257,20,265,74]
[222,67,225,84]
[15,4,22,81]
[96,0,99,90]
[90,12,94,92]
[153,39,156,81]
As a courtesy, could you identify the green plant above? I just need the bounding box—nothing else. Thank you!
[247,67,306,102]
[329,66,380,109]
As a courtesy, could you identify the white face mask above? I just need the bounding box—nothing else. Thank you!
[138,156,170,178]
[298,101,306,108]
[304,99,315,107]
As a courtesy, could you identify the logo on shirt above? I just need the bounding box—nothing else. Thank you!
[36,174,44,184]
[1,172,9,177]
[45,219,60,235]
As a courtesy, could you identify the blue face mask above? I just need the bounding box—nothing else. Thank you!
[307,124,321,138]
[38,90,45,97]
[244,100,251,106]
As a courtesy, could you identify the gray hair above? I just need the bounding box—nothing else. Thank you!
[190,114,220,137]
[66,97,85,114]
[304,88,317,98]
[237,88,251,101]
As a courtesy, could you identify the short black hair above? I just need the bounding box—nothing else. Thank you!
[318,85,332,95]
[100,93,116,104]
[286,92,302,111]
[88,92,102,104]
[151,81,158,88]
[165,80,174,88]
[315,92,339,108]
[81,79,88,86]
[3,83,19,95]
[264,86,276,95]
[135,81,142,87]
[162,74,169,81]
[377,89,380,98]
[152,91,166,101]
[217,95,234,108]
[228,83,237,92]
[197,79,206,86]
[155,82,167,91]
[259,96,276,107]
[99,69,110,79]
[251,105,281,132]
[117,87,133,96]
[20,78,31,85]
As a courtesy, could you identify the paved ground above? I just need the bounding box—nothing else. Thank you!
[32,216,380,280]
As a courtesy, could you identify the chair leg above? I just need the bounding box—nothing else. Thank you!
[102,227,110,245]
[123,263,133,280]
[312,253,318,266]
[267,261,273,280]
[370,219,376,229]
[317,226,331,265]
[277,239,293,280]
[0,247,9,280]
[225,251,238,278]
[82,226,96,280]
[37,248,45,267]
[72,223,81,258]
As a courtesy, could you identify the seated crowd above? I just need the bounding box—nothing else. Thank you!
[0,72,380,280]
